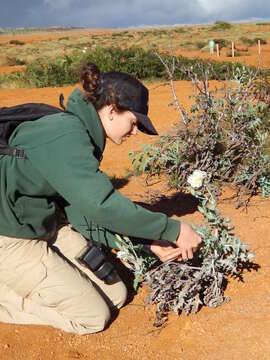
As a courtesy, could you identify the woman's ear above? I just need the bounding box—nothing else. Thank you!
[108,104,118,115]
[106,104,117,121]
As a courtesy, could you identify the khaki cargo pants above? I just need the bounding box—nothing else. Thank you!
[0,225,127,335]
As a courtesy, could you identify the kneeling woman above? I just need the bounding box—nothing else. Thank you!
[0,63,201,334]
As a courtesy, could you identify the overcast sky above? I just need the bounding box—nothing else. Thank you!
[1,0,270,28]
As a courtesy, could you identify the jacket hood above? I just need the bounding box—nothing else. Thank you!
[66,89,105,156]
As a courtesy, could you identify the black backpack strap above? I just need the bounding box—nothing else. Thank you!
[0,144,27,159]
[59,94,65,110]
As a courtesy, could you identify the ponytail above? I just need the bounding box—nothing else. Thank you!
[79,62,101,106]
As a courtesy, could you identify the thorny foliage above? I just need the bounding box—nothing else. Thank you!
[145,181,256,326]
[129,62,270,208]
[116,179,257,327]
[115,234,156,290]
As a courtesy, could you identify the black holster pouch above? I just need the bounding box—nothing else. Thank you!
[76,222,119,285]
[77,244,118,285]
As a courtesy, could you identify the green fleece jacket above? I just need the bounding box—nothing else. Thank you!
[0,89,180,248]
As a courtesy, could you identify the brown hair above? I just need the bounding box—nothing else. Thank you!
[80,63,100,104]
[79,62,128,112]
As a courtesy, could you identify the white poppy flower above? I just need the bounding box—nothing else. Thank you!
[247,253,255,261]
[187,170,207,189]
[82,49,86,53]
[116,251,127,259]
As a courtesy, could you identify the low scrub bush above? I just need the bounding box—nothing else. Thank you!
[213,38,229,49]
[173,27,186,34]
[226,50,245,57]
[240,37,256,46]
[25,55,78,87]
[9,39,25,45]
[111,33,125,38]
[256,22,270,25]
[195,41,205,49]
[0,71,26,88]
[240,36,267,46]
[6,57,26,66]
[255,37,267,44]
[211,21,232,31]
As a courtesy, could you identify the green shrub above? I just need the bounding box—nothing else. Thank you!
[6,57,26,66]
[25,55,78,87]
[111,33,124,37]
[59,36,70,41]
[240,37,256,46]
[213,38,229,49]
[9,39,25,45]
[0,71,26,88]
[111,31,131,38]
[212,21,232,31]
[138,31,148,38]
[226,50,245,57]
[173,27,186,34]
[1,46,262,88]
[195,41,205,49]
[182,41,193,47]
[255,37,267,44]
[240,37,267,46]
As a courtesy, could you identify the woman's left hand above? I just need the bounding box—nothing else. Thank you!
[150,241,182,263]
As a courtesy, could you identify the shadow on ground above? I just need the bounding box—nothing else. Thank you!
[135,192,199,217]
[110,176,130,190]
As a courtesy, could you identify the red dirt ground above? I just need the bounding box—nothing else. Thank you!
[0,65,26,75]
[0,29,112,46]
[0,81,269,359]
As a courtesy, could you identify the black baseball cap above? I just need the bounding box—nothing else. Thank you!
[102,72,158,135]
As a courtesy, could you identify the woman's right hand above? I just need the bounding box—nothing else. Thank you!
[150,241,183,263]
[175,222,202,260]
[149,222,202,263]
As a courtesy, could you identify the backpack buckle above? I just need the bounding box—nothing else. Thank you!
[13,148,27,159]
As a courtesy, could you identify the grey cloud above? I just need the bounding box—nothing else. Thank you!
[0,0,269,28]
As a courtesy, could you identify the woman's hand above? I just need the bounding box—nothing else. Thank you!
[175,222,202,260]
[149,223,201,263]
[150,241,182,263]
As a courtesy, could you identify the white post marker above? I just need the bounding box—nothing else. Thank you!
[232,42,235,58]
[209,40,215,55]
[258,39,262,69]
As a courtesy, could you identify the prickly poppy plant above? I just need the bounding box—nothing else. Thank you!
[116,171,256,326]
[129,64,270,208]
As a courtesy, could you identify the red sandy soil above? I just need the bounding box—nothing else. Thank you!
[0,65,26,75]
[0,29,112,46]
[0,81,269,359]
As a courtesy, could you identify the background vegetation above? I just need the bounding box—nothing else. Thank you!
[0,46,259,88]
[1,21,270,87]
